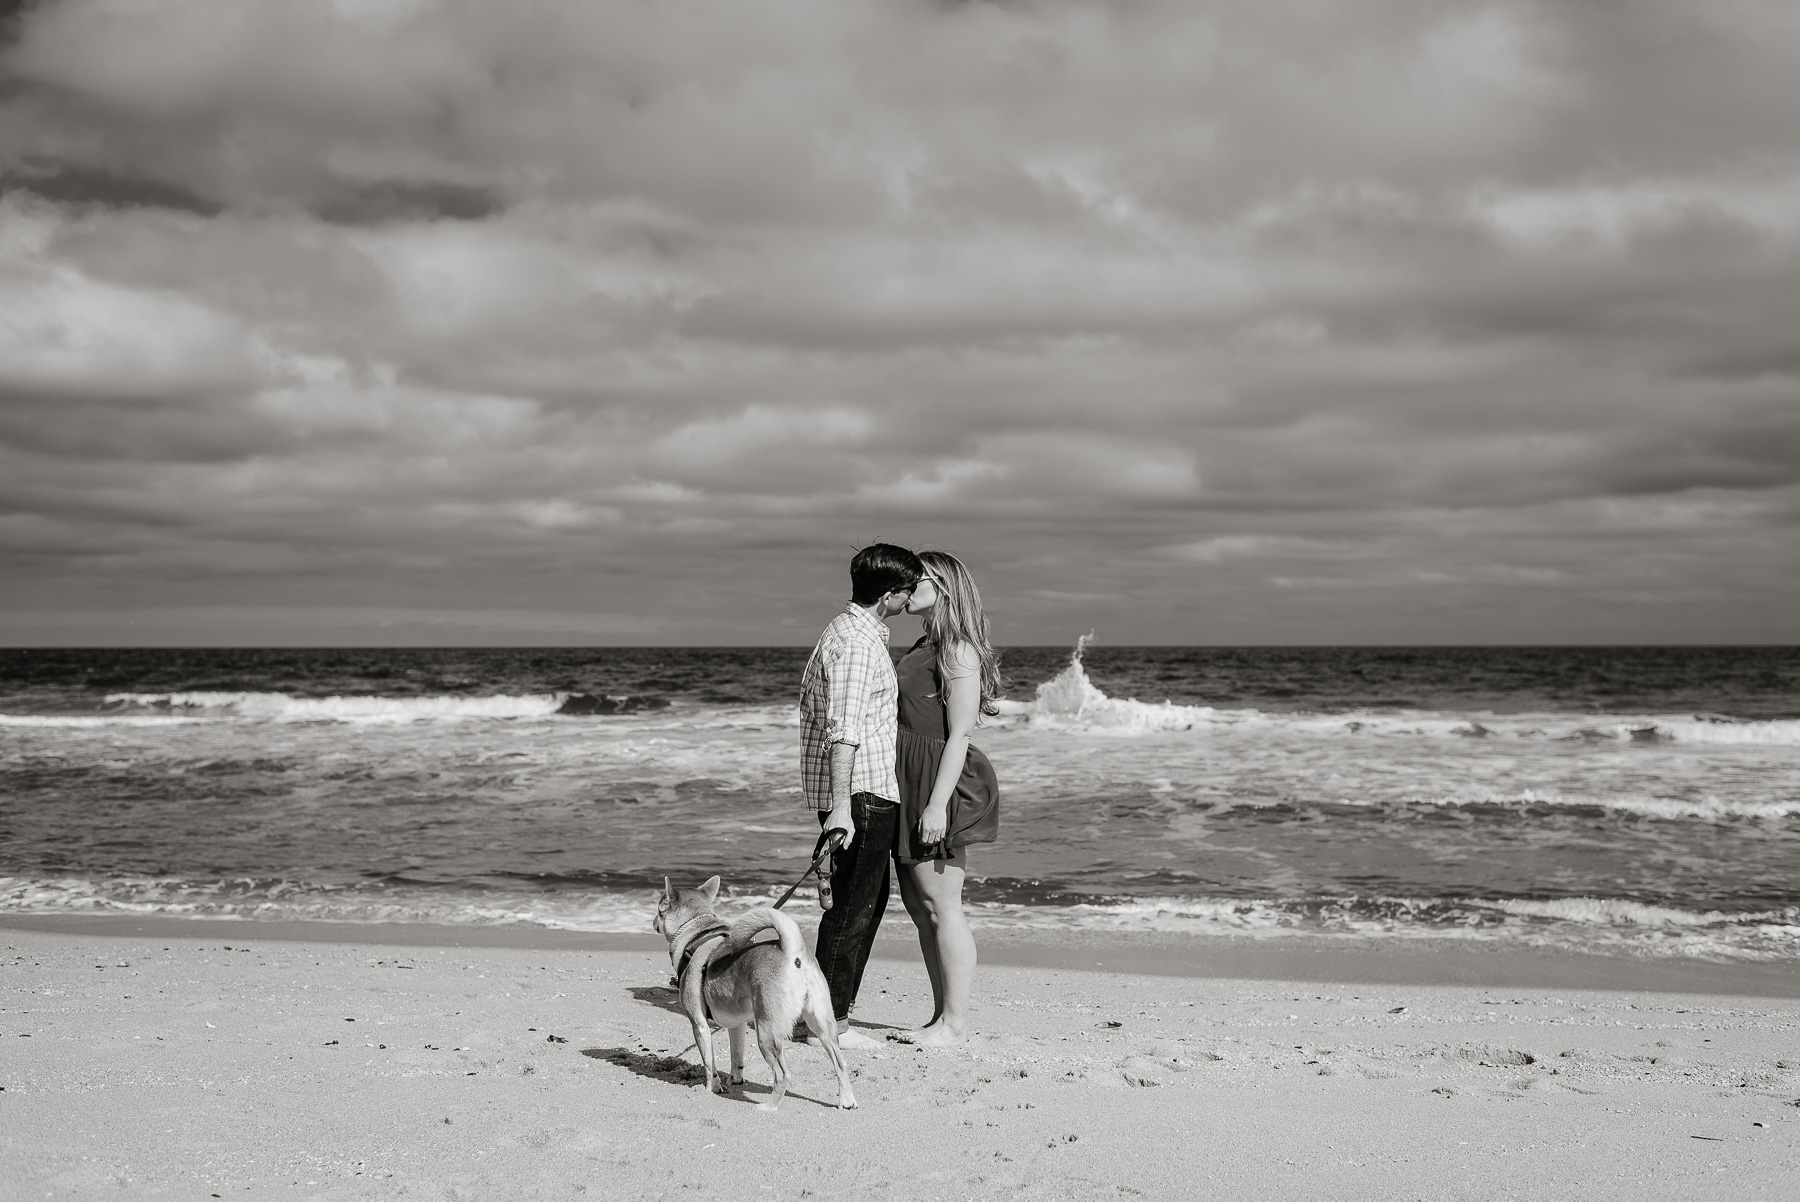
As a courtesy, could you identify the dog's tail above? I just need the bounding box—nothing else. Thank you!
[722,907,804,963]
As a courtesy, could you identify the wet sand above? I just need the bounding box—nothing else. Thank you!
[4,921,1797,1199]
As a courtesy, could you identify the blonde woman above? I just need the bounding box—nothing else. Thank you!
[893,550,1002,1046]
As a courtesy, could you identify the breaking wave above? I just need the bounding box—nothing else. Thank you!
[995,631,1220,734]
[0,714,209,728]
[98,691,669,723]
[997,636,1800,746]
[1647,718,1800,745]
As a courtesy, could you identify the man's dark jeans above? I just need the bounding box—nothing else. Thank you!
[814,792,898,1024]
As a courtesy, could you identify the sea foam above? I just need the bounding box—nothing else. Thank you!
[108,691,578,723]
[0,714,208,728]
[1645,717,1800,746]
[6,875,1795,961]
[1378,790,1800,820]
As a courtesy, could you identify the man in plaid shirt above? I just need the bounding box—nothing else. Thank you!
[799,543,924,1046]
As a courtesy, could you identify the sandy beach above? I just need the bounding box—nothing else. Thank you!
[4,920,1797,1200]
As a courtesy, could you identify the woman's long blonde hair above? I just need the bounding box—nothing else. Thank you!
[918,549,1003,717]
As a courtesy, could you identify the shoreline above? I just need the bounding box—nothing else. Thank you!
[8,912,1798,999]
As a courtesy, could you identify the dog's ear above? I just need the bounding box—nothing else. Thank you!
[661,875,672,903]
[701,875,720,902]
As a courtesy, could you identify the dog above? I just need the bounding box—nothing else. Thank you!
[653,875,856,1110]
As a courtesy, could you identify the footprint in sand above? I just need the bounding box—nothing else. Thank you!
[1116,1043,1224,1086]
[1448,1045,1536,1067]
[1548,1080,1604,1095]
[1150,1040,1221,1070]
[1355,1064,1403,1080]
[1118,1057,1166,1087]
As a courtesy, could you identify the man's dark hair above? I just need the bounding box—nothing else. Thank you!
[849,543,925,605]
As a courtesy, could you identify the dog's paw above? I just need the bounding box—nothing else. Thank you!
[838,1092,859,1110]
[754,1100,782,1112]
[708,1072,730,1094]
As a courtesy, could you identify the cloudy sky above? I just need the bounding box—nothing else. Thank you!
[2,0,1797,646]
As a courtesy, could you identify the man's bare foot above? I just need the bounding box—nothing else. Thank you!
[892,1022,965,1047]
[837,1027,886,1049]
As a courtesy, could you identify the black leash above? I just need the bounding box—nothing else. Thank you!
[773,827,846,910]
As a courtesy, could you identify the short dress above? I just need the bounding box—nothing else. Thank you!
[894,637,1001,865]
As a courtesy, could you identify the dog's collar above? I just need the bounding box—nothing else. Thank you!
[669,916,731,983]
[666,911,719,949]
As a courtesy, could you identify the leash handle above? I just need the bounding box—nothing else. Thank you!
[772,827,846,911]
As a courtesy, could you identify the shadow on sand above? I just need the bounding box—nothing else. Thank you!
[583,1044,846,1109]
[627,984,686,1016]
[582,1046,707,1087]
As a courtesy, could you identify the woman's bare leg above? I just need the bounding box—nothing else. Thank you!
[897,852,974,1046]
[896,860,946,1026]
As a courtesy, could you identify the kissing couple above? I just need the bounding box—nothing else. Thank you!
[798,543,1003,1048]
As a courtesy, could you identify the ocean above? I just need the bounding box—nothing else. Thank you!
[3,641,1797,963]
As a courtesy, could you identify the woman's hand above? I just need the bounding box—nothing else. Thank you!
[918,801,949,844]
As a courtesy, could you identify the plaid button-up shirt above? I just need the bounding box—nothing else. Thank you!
[798,603,899,810]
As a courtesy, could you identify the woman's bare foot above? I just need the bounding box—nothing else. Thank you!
[891,1022,965,1047]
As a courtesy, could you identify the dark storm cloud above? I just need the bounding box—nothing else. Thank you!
[1,157,221,214]
[1,0,1797,644]
[310,179,505,226]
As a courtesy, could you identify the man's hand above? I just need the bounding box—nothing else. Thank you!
[822,802,855,850]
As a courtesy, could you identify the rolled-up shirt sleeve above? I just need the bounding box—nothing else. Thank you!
[823,641,873,748]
